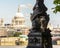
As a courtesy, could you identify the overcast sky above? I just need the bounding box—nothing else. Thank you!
[0,0,60,27]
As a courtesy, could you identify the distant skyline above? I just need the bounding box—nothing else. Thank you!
[0,0,60,27]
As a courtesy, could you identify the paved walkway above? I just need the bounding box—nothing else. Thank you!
[0,46,26,48]
[0,45,60,48]
[53,45,60,48]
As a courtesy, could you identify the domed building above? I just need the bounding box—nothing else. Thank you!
[11,5,29,35]
[12,5,25,27]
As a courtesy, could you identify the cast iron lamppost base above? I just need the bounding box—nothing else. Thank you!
[27,0,52,48]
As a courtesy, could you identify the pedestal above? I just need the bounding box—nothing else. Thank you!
[27,30,42,48]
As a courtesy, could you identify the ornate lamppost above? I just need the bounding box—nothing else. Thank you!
[27,0,52,48]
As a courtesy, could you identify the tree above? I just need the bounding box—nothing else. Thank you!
[14,32,22,37]
[53,0,60,13]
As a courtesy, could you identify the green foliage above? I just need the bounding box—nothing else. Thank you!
[54,0,60,4]
[53,0,60,13]
[14,32,22,37]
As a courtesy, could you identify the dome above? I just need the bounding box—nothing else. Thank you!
[16,12,24,18]
[16,5,24,18]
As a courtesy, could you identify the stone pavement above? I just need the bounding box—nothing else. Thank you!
[0,45,60,48]
[53,45,60,48]
[0,46,26,48]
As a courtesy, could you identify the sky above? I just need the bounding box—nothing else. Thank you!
[0,0,60,27]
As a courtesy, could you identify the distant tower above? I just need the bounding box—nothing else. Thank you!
[0,18,4,26]
[57,24,60,28]
[12,5,25,27]
[17,5,20,12]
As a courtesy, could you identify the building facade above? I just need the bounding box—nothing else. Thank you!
[48,23,60,45]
